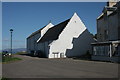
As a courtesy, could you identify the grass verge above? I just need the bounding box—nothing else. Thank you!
[2,56,22,64]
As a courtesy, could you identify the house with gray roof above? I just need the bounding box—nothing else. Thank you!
[35,13,95,58]
[27,22,54,55]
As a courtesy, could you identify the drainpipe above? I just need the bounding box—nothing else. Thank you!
[110,44,112,57]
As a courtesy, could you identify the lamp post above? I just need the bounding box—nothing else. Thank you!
[10,29,13,57]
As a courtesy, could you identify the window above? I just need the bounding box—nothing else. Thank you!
[104,30,108,40]
[60,53,64,58]
[53,52,59,58]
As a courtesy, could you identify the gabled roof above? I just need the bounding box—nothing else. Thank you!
[37,23,54,42]
[27,23,53,39]
[97,1,119,20]
[27,28,42,39]
[97,13,104,20]
[38,19,70,43]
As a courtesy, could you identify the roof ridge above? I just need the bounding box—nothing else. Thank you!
[27,22,54,39]
[38,19,70,43]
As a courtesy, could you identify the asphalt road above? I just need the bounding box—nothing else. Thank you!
[2,55,119,78]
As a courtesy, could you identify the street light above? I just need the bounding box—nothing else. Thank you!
[10,29,13,56]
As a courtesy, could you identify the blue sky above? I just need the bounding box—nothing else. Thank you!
[2,2,106,50]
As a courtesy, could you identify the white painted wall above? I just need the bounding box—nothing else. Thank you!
[36,23,54,55]
[37,41,50,57]
[48,13,95,58]
[118,45,120,55]
[37,42,44,52]
[65,29,94,57]
[37,23,54,42]
[27,32,41,53]
[27,36,34,53]
[34,33,41,51]
[29,36,35,51]
[41,23,54,37]
[27,23,54,54]
[27,38,31,53]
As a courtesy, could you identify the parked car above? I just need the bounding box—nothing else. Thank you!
[2,51,11,57]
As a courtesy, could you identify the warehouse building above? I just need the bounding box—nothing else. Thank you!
[27,13,95,58]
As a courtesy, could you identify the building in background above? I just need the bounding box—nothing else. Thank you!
[27,13,95,58]
[27,22,54,56]
[92,1,120,62]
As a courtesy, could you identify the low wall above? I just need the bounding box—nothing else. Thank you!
[92,55,120,63]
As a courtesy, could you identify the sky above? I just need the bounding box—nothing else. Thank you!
[2,2,106,50]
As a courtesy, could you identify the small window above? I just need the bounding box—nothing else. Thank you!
[60,53,64,58]
[53,52,59,58]
[104,30,108,40]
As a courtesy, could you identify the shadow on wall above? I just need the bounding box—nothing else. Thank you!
[65,29,94,58]
[38,41,51,58]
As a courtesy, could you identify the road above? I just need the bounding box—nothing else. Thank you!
[2,55,119,78]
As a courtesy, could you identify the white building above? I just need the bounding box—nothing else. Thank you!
[92,1,120,62]
[27,22,54,55]
[37,13,94,58]
[35,13,95,58]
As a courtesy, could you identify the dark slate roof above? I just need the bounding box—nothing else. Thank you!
[27,24,48,39]
[38,19,70,42]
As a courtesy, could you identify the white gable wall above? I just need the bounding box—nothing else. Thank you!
[27,38,31,53]
[27,32,40,53]
[48,13,94,58]
[30,36,35,51]
[37,23,54,54]
[37,23,54,43]
[34,33,41,51]
[41,23,54,37]
[27,23,54,54]
[65,29,94,57]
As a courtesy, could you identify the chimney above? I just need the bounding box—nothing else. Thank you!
[107,0,117,7]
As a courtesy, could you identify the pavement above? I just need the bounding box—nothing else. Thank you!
[2,54,119,78]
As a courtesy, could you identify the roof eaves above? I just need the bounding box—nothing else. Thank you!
[27,24,48,39]
[97,13,104,20]
[38,19,70,43]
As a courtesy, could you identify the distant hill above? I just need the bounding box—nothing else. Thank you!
[2,48,26,54]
